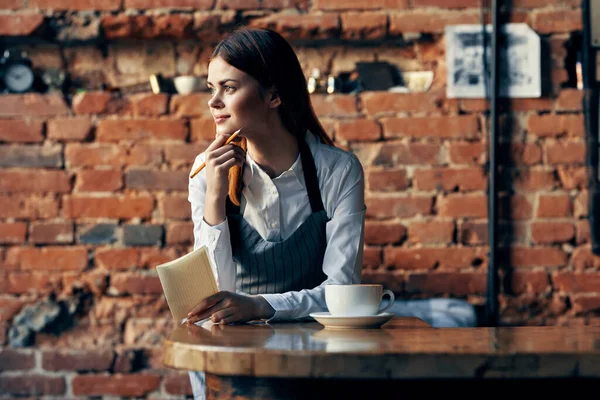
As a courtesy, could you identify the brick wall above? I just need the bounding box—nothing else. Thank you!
[1,0,599,398]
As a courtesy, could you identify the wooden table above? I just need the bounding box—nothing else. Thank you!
[163,317,600,399]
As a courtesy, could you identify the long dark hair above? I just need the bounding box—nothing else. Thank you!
[211,27,334,206]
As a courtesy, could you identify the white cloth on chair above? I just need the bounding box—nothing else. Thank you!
[387,298,477,328]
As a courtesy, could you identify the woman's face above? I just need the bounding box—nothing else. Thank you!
[207,56,273,138]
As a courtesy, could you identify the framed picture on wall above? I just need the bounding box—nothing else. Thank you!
[445,23,541,98]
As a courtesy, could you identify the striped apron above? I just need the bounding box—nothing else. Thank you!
[226,134,329,295]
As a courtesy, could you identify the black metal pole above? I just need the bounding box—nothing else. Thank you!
[581,0,600,256]
[486,0,500,327]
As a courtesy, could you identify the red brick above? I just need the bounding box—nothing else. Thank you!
[47,117,92,141]
[3,0,26,9]
[0,296,31,321]
[0,13,44,36]
[127,93,169,116]
[555,89,584,111]
[545,141,586,164]
[216,0,259,9]
[384,247,487,270]
[557,166,586,190]
[62,195,154,219]
[0,195,59,219]
[405,272,486,295]
[5,272,62,294]
[537,194,572,218]
[511,168,557,192]
[62,271,109,296]
[109,273,163,295]
[29,222,73,244]
[571,294,600,314]
[414,167,486,192]
[361,89,449,116]
[164,373,193,396]
[341,12,387,40]
[501,143,542,166]
[95,248,140,270]
[509,247,568,267]
[103,14,195,40]
[72,374,161,397]
[459,220,488,244]
[310,95,359,118]
[96,119,187,142]
[14,246,88,271]
[126,144,163,166]
[0,222,27,244]
[390,10,479,34]
[498,194,533,220]
[571,246,600,270]
[125,0,212,8]
[72,92,112,114]
[412,0,479,6]
[314,0,407,9]
[0,375,65,396]
[0,170,71,193]
[250,13,340,40]
[531,222,575,244]
[364,221,406,245]
[438,194,487,218]
[0,120,43,143]
[367,169,409,191]
[335,119,381,142]
[65,144,126,167]
[75,169,123,192]
[382,116,479,139]
[508,98,555,112]
[30,0,120,9]
[574,190,588,218]
[553,272,600,293]
[139,247,181,269]
[370,142,443,166]
[170,94,213,118]
[42,349,114,371]
[261,0,308,9]
[576,220,590,245]
[166,222,193,245]
[190,117,217,142]
[158,194,191,219]
[365,195,433,218]
[362,247,382,268]
[531,9,582,33]
[527,114,584,137]
[0,94,68,117]
[0,349,35,371]
[510,270,550,294]
[164,143,208,168]
[125,169,188,191]
[407,220,454,244]
[448,142,485,165]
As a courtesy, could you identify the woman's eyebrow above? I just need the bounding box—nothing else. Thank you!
[206,79,240,86]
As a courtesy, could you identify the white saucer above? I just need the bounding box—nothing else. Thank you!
[309,312,394,330]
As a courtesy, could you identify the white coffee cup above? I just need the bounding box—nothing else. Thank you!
[325,284,395,317]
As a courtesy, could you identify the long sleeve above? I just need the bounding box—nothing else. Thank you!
[188,154,237,293]
[260,153,366,321]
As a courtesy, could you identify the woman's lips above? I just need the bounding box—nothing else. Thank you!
[214,116,230,124]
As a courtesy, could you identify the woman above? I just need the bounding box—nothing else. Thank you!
[186,27,366,399]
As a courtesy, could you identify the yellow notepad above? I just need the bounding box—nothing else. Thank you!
[156,246,218,324]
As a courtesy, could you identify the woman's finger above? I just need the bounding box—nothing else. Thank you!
[188,291,228,318]
[211,308,236,324]
[205,132,232,151]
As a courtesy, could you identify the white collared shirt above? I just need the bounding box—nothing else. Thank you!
[188,132,366,320]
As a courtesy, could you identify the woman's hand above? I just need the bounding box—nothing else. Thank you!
[186,291,275,325]
[204,132,246,201]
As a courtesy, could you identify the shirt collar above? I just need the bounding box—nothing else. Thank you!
[243,131,318,189]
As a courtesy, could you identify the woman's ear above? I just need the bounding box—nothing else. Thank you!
[268,88,282,108]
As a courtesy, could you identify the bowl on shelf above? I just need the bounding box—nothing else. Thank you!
[173,75,203,95]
